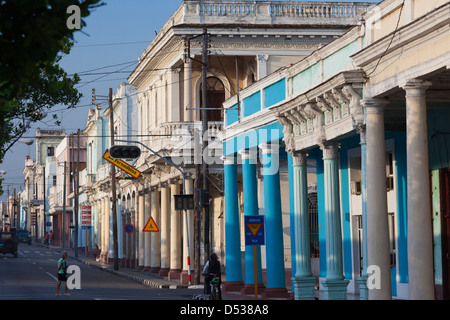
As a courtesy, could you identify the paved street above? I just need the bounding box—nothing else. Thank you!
[0,243,204,300]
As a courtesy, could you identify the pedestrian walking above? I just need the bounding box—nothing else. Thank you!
[44,232,49,246]
[56,252,69,296]
[49,230,54,245]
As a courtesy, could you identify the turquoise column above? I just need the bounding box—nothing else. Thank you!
[291,152,316,300]
[259,143,289,298]
[238,148,264,293]
[223,155,244,291]
[320,143,349,300]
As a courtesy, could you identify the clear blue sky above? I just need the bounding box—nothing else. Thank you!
[0,0,182,201]
[0,0,380,202]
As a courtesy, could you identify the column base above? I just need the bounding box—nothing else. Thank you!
[143,266,150,272]
[168,269,181,280]
[322,279,350,300]
[223,281,244,292]
[159,268,170,277]
[180,270,191,284]
[241,283,265,295]
[260,287,290,299]
[292,276,316,300]
[149,267,160,274]
[357,275,369,300]
[138,265,144,271]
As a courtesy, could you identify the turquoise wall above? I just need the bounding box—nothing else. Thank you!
[292,63,320,94]
[322,40,359,79]
[264,78,286,108]
[226,103,239,126]
[244,91,261,117]
[427,106,450,170]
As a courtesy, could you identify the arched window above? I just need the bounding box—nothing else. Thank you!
[199,76,225,122]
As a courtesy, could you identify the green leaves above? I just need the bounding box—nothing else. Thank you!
[0,0,105,194]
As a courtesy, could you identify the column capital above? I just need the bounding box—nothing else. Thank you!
[320,142,340,159]
[221,154,237,165]
[292,152,308,166]
[360,98,389,114]
[258,143,279,155]
[238,148,258,161]
[401,78,432,97]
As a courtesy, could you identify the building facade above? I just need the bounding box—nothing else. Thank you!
[222,0,450,300]
[125,0,371,285]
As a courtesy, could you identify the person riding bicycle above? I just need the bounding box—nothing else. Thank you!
[202,252,223,299]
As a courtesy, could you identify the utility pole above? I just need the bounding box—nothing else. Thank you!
[201,28,211,265]
[62,160,66,249]
[109,88,119,271]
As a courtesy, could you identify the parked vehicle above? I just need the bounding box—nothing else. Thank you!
[0,231,18,258]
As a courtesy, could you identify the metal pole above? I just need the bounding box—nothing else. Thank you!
[110,88,119,271]
[201,28,211,265]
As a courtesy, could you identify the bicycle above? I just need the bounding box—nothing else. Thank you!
[209,273,221,300]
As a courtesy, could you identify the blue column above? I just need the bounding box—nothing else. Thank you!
[321,143,349,300]
[223,155,243,291]
[238,148,264,293]
[259,143,288,298]
[291,152,316,300]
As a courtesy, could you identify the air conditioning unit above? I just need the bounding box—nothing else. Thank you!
[350,180,361,195]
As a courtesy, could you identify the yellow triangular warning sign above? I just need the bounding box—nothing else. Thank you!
[143,217,159,232]
[247,223,262,237]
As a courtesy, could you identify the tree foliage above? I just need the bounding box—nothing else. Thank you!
[0,0,105,195]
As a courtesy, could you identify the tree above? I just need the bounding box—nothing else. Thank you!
[0,0,105,194]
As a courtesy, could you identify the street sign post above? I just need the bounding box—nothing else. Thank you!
[142,217,159,232]
[102,149,141,179]
[124,223,134,233]
[81,205,92,257]
[245,215,265,300]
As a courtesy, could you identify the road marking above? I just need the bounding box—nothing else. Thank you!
[46,272,58,282]
[32,262,36,265]
[18,251,26,257]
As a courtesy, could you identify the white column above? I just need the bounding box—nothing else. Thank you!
[150,189,161,273]
[362,98,391,300]
[100,198,105,256]
[144,189,151,271]
[402,79,434,300]
[138,190,145,269]
[170,68,180,122]
[182,179,194,284]
[106,196,111,260]
[184,58,192,122]
[169,183,181,279]
[160,187,171,276]
[256,54,269,80]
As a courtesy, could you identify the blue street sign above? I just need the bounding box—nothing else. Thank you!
[81,226,92,230]
[244,215,265,246]
[124,223,134,233]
